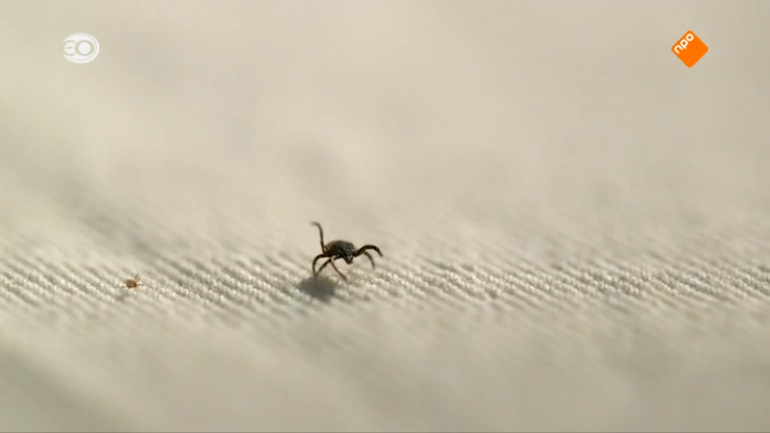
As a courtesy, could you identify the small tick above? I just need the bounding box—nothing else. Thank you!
[122,274,144,289]
[310,221,383,282]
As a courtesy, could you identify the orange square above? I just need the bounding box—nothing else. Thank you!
[672,30,708,68]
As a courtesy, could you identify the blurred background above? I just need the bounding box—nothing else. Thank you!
[0,1,769,431]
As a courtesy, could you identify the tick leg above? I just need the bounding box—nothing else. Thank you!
[315,258,332,277]
[356,244,383,257]
[361,251,376,269]
[312,254,328,277]
[311,222,325,250]
[329,258,348,282]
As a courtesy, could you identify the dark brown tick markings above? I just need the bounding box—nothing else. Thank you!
[311,221,383,282]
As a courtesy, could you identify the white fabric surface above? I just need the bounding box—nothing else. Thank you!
[2,1,770,431]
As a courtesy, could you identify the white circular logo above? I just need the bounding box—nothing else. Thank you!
[63,33,100,64]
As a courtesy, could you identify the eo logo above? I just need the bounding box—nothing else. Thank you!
[63,33,100,64]
[672,30,708,68]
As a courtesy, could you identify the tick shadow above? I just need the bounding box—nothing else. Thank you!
[114,286,143,302]
[298,275,338,302]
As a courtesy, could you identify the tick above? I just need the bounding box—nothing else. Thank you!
[122,274,144,289]
[310,221,383,282]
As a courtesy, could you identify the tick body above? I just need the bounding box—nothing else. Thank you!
[123,274,144,289]
[311,221,383,282]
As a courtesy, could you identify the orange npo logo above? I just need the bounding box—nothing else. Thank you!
[672,30,708,68]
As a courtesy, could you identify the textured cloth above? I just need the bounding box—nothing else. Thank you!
[2,1,770,431]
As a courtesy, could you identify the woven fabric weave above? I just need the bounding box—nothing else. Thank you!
[1,2,770,431]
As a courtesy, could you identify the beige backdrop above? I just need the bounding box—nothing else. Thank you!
[1,1,769,431]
